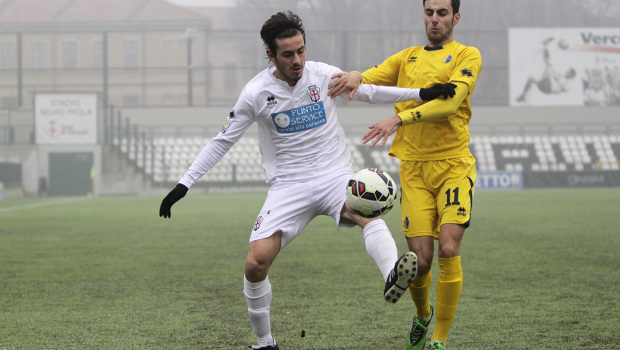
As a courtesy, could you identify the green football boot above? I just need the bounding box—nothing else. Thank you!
[428,340,445,350]
[406,304,434,350]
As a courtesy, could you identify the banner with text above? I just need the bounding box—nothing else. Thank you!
[35,93,98,144]
[522,170,620,188]
[509,27,620,106]
[477,171,523,190]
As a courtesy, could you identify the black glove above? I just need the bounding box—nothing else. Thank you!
[159,183,188,218]
[419,83,457,101]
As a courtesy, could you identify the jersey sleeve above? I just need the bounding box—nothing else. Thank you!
[450,46,482,94]
[359,49,407,86]
[179,87,257,188]
[397,81,469,125]
[178,136,234,188]
[349,84,422,104]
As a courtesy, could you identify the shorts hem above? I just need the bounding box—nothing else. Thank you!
[403,231,437,239]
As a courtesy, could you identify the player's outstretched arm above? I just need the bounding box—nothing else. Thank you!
[398,81,469,125]
[419,83,457,101]
[351,82,457,104]
[159,183,188,218]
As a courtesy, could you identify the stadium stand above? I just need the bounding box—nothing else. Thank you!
[115,133,620,186]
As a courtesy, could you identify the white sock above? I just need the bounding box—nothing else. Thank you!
[244,275,275,346]
[362,219,399,281]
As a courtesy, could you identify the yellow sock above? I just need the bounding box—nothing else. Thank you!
[409,271,432,319]
[432,256,463,344]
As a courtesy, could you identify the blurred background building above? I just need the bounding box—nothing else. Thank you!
[0,0,619,197]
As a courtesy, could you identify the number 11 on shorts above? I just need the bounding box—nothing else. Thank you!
[444,187,460,207]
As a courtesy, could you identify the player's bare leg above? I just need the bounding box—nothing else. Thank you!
[245,232,282,283]
[244,232,282,350]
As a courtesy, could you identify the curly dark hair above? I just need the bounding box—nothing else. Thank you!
[260,11,306,56]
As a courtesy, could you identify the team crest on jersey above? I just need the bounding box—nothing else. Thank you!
[253,216,263,231]
[253,209,271,231]
[307,85,321,102]
[443,55,453,64]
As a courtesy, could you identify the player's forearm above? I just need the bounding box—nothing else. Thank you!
[397,82,468,125]
[179,138,233,188]
[351,84,422,104]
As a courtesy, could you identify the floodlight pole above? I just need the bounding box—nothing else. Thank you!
[184,28,197,106]
[17,32,23,107]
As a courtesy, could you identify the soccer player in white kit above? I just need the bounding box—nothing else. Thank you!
[159,11,456,350]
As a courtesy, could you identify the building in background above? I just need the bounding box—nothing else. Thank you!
[0,0,619,197]
[0,0,212,109]
[2,0,619,109]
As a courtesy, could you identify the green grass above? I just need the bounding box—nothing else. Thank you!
[1,188,619,349]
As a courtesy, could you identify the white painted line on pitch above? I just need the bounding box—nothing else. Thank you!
[0,197,89,213]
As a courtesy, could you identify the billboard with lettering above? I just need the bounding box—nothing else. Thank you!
[477,171,523,190]
[35,93,98,144]
[509,27,620,106]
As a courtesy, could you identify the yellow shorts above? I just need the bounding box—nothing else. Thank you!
[399,156,476,239]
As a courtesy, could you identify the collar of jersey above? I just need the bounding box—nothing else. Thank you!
[424,45,444,51]
[424,40,457,51]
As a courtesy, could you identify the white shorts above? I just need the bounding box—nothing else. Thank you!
[250,170,355,248]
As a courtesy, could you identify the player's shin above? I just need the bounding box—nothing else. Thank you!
[362,219,398,280]
[432,256,463,344]
[244,275,275,346]
[409,271,433,320]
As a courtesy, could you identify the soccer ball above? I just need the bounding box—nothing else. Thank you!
[346,168,398,218]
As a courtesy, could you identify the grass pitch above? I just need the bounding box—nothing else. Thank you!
[0,188,619,349]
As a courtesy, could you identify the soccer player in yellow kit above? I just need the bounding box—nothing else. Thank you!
[328,1,481,349]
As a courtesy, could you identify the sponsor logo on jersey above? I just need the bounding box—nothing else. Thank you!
[443,55,453,64]
[271,101,327,134]
[266,95,277,107]
[408,56,418,62]
[221,119,230,134]
[307,85,321,102]
[221,110,235,134]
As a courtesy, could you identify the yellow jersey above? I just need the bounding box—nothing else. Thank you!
[360,40,482,161]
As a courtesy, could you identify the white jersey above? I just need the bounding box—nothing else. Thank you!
[179,61,422,187]
[246,61,352,183]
